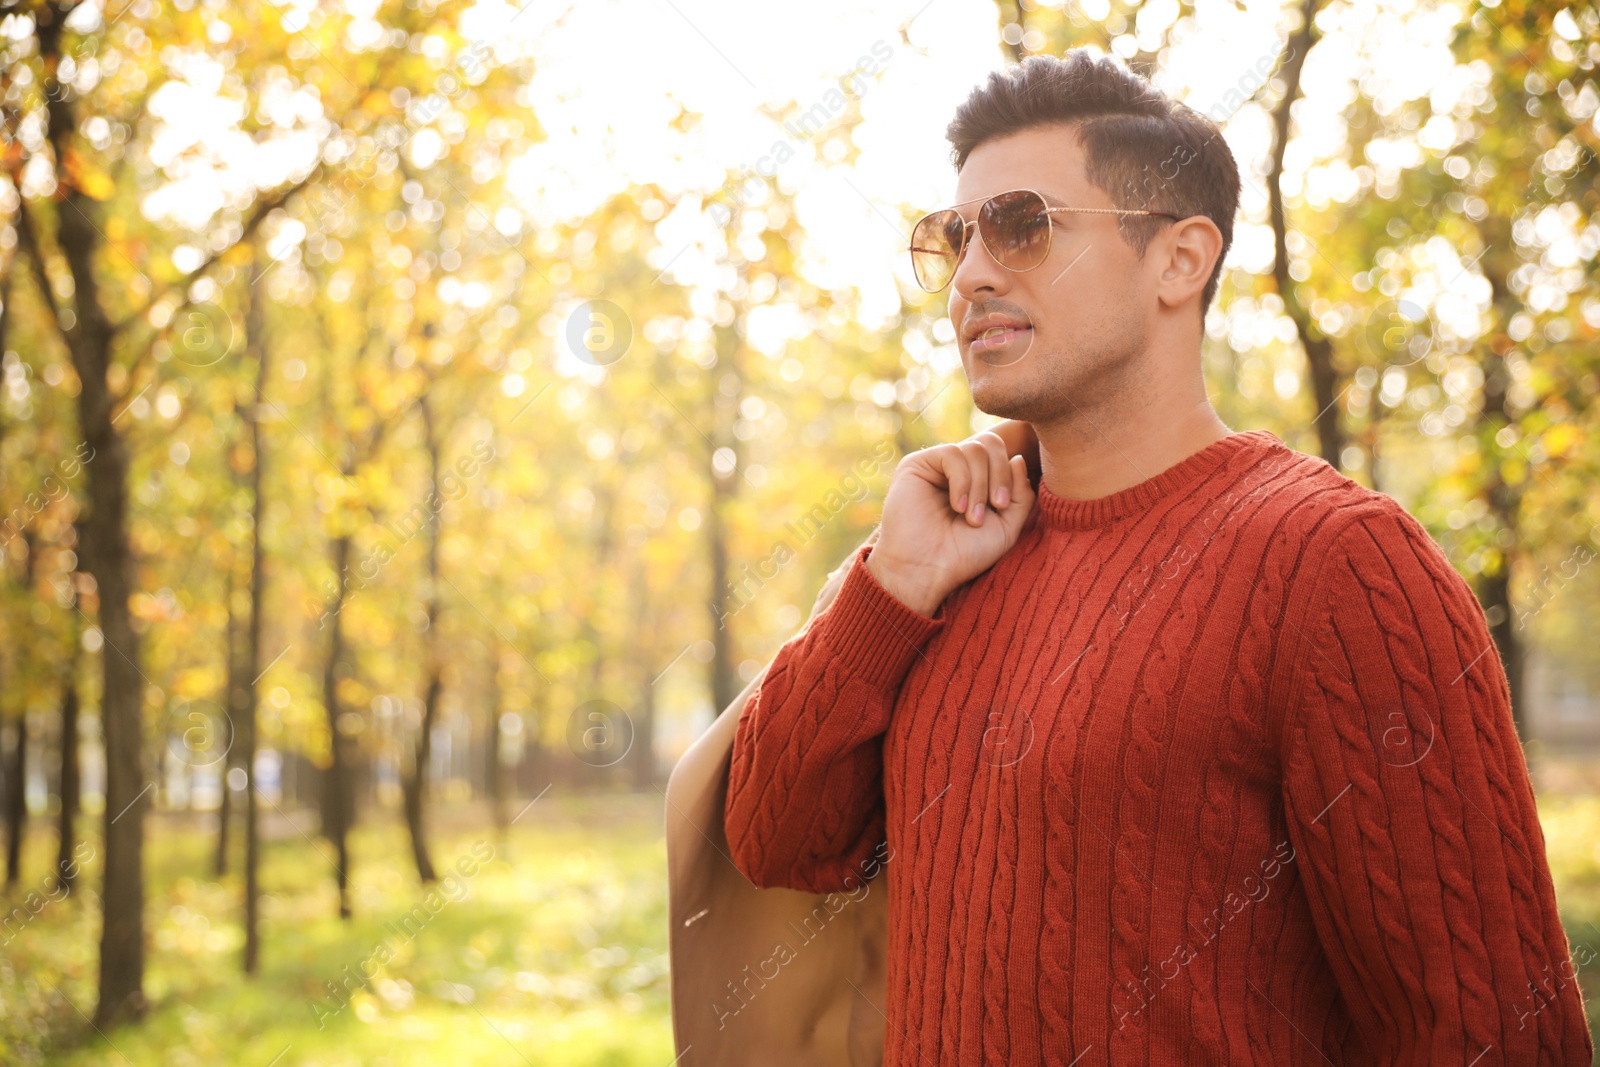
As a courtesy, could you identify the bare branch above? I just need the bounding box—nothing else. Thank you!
[109,162,326,345]
[15,197,75,351]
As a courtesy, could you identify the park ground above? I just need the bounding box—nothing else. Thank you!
[3,780,1599,1065]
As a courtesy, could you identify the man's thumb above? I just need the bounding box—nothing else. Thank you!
[1009,455,1035,505]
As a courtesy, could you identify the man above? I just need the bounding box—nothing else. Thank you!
[714,48,1593,1066]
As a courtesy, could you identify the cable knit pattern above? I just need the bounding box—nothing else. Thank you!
[722,430,1594,1066]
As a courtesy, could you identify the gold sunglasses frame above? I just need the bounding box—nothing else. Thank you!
[909,189,1183,293]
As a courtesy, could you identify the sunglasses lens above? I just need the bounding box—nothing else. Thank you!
[910,210,964,292]
[980,190,1052,272]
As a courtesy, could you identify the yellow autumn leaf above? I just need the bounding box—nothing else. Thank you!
[64,147,115,200]
[1542,422,1581,458]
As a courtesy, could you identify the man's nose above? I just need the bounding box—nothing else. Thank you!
[951,220,1010,299]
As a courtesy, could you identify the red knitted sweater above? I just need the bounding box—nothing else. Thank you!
[724,429,1593,1066]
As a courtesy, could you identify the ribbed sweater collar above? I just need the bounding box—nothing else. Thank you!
[1031,429,1285,531]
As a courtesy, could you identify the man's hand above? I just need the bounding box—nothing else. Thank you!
[985,419,1040,486]
[865,424,1037,617]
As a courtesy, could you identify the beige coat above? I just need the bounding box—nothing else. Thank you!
[664,534,889,1066]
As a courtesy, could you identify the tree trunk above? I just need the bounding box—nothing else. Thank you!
[706,495,735,715]
[526,667,549,805]
[55,679,79,895]
[82,339,145,1026]
[1480,565,1523,729]
[1267,0,1343,470]
[1474,216,1526,736]
[26,9,151,1015]
[4,534,36,876]
[5,533,37,877]
[631,682,657,792]
[403,677,439,883]
[1476,339,1524,734]
[17,5,316,1007]
[1362,411,1388,494]
[321,534,354,919]
[581,481,616,792]
[5,714,25,889]
[215,558,238,879]
[401,396,441,884]
[0,275,9,880]
[85,432,143,1025]
[240,248,268,973]
[629,554,657,791]
[486,647,506,834]
[706,324,741,716]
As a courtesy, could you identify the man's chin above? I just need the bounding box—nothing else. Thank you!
[967,373,1038,422]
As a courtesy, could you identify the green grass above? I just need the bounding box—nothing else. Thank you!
[1,794,672,1066]
[3,790,1599,1064]
[1538,791,1600,1060]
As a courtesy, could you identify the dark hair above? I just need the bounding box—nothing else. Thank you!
[946,49,1241,314]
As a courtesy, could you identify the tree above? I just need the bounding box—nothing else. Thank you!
[5,0,431,1017]
[401,393,442,884]
[238,243,268,972]
[53,523,82,895]
[1266,0,1344,470]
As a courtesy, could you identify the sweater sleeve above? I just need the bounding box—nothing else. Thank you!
[724,542,943,894]
[1280,506,1594,1065]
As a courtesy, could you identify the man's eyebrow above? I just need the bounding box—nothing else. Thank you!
[954,190,1073,217]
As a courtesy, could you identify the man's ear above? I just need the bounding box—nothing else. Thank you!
[1156,216,1223,311]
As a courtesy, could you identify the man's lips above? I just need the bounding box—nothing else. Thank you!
[967,323,1032,353]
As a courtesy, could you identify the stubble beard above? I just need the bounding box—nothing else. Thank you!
[968,324,1146,430]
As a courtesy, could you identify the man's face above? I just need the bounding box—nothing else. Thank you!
[948,124,1157,424]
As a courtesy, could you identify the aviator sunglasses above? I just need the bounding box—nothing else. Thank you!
[909,188,1182,293]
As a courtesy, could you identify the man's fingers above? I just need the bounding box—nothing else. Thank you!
[986,419,1041,483]
[907,440,1015,526]
[1008,455,1034,505]
[996,455,1035,535]
[987,420,1030,458]
[924,446,972,519]
[976,432,1012,509]
[957,441,991,525]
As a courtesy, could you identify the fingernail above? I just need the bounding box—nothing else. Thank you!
[995,486,1009,508]
[972,502,985,523]
[955,494,967,512]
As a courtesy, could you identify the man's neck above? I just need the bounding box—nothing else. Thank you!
[1034,392,1233,501]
